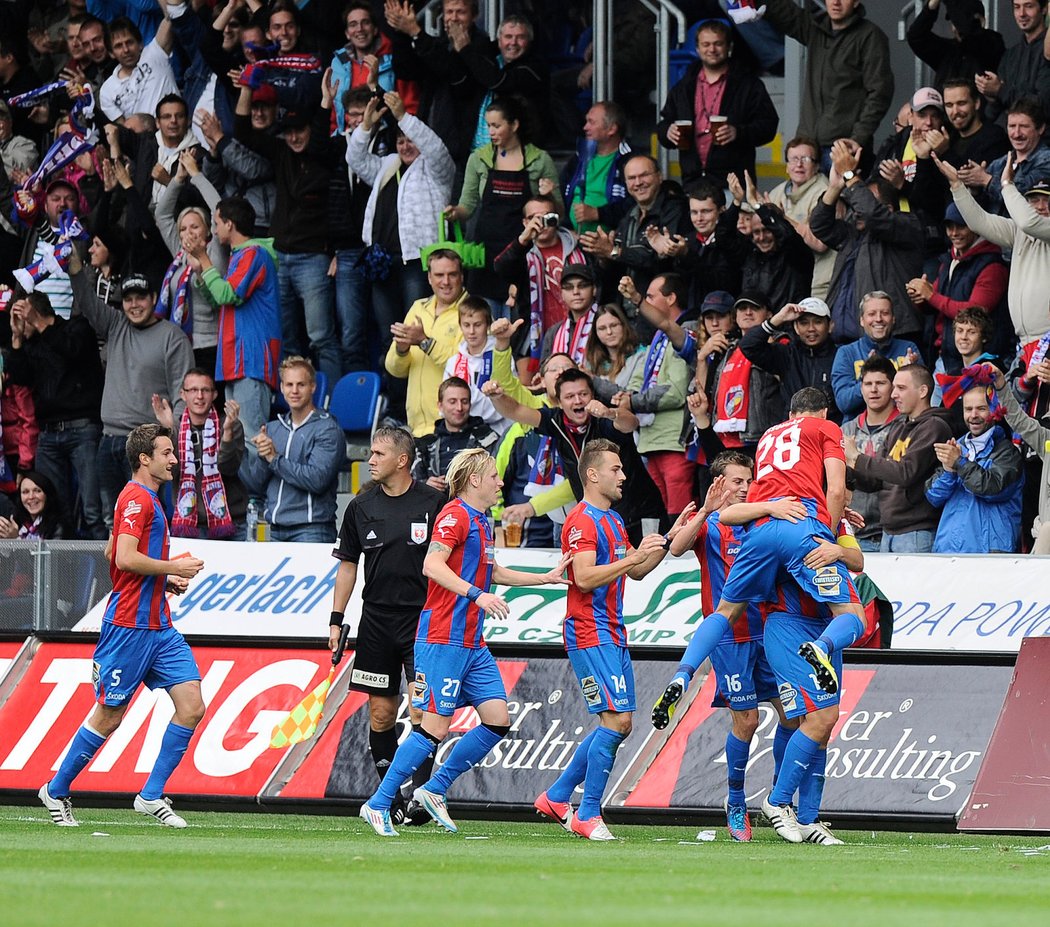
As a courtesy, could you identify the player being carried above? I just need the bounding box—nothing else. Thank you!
[39,424,206,828]
[358,448,571,837]
[534,439,685,840]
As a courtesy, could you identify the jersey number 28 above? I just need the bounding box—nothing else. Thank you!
[755,422,802,480]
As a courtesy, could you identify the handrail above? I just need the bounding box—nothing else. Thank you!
[421,0,443,36]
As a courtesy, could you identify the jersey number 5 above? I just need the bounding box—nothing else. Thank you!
[755,422,802,480]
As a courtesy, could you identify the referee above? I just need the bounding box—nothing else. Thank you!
[330,426,446,821]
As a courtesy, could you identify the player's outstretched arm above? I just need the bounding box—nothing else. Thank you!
[719,496,807,526]
[492,552,572,588]
[114,534,204,579]
[824,457,847,531]
[423,540,510,618]
[482,379,542,428]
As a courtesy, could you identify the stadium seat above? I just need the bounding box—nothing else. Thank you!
[328,371,383,462]
[271,371,330,415]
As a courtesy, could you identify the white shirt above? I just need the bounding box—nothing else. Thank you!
[100,39,179,122]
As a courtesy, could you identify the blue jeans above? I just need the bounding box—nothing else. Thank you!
[269,521,336,543]
[857,536,882,553]
[333,247,372,373]
[277,250,341,385]
[880,530,934,553]
[35,421,106,539]
[96,433,132,529]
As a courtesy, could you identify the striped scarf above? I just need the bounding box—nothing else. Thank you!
[172,409,236,539]
[157,254,194,336]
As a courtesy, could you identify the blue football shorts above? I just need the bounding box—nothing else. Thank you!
[92,623,200,707]
[411,642,507,716]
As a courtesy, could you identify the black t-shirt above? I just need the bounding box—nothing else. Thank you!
[372,169,402,257]
[332,480,446,615]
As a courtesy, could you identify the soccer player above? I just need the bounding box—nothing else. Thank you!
[38,424,206,827]
[657,451,803,842]
[358,448,571,836]
[533,439,676,840]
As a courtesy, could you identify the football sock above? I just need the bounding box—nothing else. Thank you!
[725,732,750,808]
[370,730,437,810]
[369,727,399,782]
[424,724,504,797]
[772,723,793,787]
[817,612,866,655]
[577,726,626,821]
[797,748,828,826]
[49,724,106,797]
[768,730,821,807]
[140,722,194,801]
[546,729,598,803]
[675,613,732,682]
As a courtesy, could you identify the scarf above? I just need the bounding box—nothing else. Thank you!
[10,83,97,199]
[172,409,236,539]
[241,54,323,89]
[642,331,670,391]
[18,516,43,539]
[11,210,84,292]
[936,362,1003,420]
[713,346,752,447]
[157,253,194,336]
[525,230,587,360]
[453,348,493,389]
[551,305,596,365]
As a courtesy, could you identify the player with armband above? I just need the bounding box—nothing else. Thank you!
[358,448,571,837]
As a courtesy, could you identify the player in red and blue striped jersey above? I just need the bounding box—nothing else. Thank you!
[534,439,679,841]
[39,425,206,829]
[360,448,571,837]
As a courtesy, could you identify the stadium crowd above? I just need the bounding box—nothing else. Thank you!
[0,0,1048,556]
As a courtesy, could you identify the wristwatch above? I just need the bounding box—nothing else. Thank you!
[420,337,434,354]
[611,243,622,260]
[842,169,857,183]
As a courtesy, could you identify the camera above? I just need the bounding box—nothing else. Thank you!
[542,213,560,228]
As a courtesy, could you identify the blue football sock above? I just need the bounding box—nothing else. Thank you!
[677,613,732,681]
[139,722,194,800]
[769,730,822,807]
[49,724,106,797]
[772,723,793,787]
[370,731,436,810]
[546,729,597,803]
[578,726,626,821]
[424,725,503,797]
[817,612,866,655]
[725,732,750,808]
[797,747,828,826]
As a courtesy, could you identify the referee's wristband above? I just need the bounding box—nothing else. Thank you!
[466,585,484,602]
[329,610,345,628]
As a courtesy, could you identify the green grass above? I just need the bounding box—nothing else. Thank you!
[2,805,1048,926]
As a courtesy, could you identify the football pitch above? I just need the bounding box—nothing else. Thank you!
[2,805,1047,927]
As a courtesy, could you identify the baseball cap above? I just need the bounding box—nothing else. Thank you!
[701,290,734,315]
[944,202,966,225]
[911,87,944,113]
[279,109,311,131]
[251,85,278,106]
[121,273,152,297]
[797,297,831,318]
[560,264,596,286]
[734,289,769,311]
[1025,178,1050,198]
[44,177,78,197]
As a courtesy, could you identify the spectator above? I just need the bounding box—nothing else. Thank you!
[446,97,561,302]
[831,291,922,419]
[667,182,741,308]
[905,203,1008,366]
[385,250,470,438]
[811,139,925,344]
[492,194,587,378]
[768,135,836,300]
[348,91,455,367]
[906,0,1005,89]
[98,16,177,123]
[763,0,893,163]
[67,258,194,528]
[233,83,339,386]
[6,291,106,539]
[14,178,81,319]
[73,15,114,88]
[584,302,647,397]
[977,0,1048,122]
[412,376,500,490]
[184,195,281,456]
[847,363,954,553]
[656,18,778,190]
[841,355,900,551]
[118,94,200,209]
[561,102,633,234]
[262,1,324,111]
[739,297,839,420]
[0,470,67,540]
[151,368,246,541]
[242,356,345,543]
[540,264,598,365]
[926,381,1023,552]
[442,297,507,435]
[964,97,1050,210]
[940,78,1009,170]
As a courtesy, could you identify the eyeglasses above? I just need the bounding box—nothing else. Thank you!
[786,155,814,165]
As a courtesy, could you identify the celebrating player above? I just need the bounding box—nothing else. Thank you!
[358,448,571,837]
[534,439,677,840]
[39,424,206,828]
[656,451,802,841]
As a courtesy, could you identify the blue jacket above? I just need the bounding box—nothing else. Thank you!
[561,138,633,230]
[925,425,1024,553]
[242,409,346,529]
[831,334,921,418]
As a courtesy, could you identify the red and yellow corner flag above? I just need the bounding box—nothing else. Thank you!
[269,666,336,748]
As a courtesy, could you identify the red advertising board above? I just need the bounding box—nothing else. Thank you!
[0,643,336,797]
[0,640,25,678]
